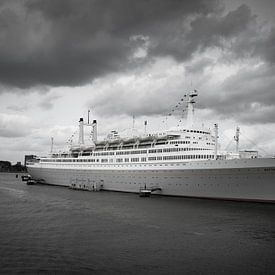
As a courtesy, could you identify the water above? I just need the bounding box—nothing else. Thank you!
[0,172,275,274]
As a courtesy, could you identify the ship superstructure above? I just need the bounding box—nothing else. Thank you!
[27,90,275,202]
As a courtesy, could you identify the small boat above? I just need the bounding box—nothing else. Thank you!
[22,175,31,181]
[139,189,152,197]
[139,186,162,197]
[26,179,36,185]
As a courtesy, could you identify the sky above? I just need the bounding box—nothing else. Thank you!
[0,0,275,163]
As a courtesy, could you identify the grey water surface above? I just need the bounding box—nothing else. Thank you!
[0,173,275,274]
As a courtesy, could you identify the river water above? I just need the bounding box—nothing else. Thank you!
[0,172,275,274]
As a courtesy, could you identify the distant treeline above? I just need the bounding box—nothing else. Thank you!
[0,161,27,172]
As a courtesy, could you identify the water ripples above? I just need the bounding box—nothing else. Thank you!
[0,173,275,274]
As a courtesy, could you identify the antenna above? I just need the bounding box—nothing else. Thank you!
[144,120,147,134]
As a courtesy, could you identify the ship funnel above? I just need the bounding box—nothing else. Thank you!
[79,118,84,145]
[92,120,97,143]
[234,126,240,153]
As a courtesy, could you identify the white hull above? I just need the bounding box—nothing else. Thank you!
[27,158,275,202]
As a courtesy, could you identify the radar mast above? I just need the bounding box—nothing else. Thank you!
[186,90,198,127]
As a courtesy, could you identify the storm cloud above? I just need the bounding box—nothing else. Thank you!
[0,0,269,89]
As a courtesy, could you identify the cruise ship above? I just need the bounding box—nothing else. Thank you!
[27,90,275,202]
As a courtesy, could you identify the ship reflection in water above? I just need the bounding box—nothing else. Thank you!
[0,173,275,274]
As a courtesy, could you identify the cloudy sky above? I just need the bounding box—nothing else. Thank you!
[0,0,275,163]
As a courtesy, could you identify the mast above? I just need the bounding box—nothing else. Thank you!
[186,90,198,127]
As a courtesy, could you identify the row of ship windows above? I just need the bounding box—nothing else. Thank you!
[170,141,191,144]
[41,154,215,163]
[159,130,210,135]
[184,130,210,134]
[92,147,212,156]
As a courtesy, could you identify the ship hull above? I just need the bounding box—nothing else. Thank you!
[27,158,275,202]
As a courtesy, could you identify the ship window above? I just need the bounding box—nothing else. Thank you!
[131,158,139,162]
[148,157,156,161]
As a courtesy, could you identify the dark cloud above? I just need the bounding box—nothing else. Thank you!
[255,27,275,64]
[0,0,263,89]
[198,64,275,123]
[151,4,256,60]
[0,0,221,89]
